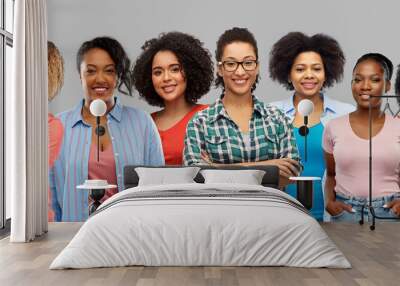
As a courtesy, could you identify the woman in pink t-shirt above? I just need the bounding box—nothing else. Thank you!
[132,32,213,165]
[323,53,400,222]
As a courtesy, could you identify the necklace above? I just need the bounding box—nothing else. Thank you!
[82,106,107,137]
[96,125,106,136]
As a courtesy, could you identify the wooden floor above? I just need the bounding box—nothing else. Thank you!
[0,222,399,286]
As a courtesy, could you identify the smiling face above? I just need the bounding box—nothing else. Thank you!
[217,41,259,97]
[80,48,117,108]
[151,50,187,104]
[290,51,325,99]
[351,59,390,109]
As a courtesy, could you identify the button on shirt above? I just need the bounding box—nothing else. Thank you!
[183,95,301,165]
[49,98,165,221]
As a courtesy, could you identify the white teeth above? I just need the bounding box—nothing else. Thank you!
[94,88,107,92]
[163,86,175,93]
[234,79,246,84]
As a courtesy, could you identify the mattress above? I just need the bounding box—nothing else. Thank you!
[50,183,350,269]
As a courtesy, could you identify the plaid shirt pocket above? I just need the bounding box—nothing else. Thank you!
[205,135,231,164]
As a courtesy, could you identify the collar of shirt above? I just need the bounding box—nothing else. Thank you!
[70,97,123,128]
[208,94,266,123]
[280,93,337,118]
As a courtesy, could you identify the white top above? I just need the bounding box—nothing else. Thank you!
[242,133,251,149]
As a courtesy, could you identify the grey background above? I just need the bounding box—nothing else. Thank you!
[47,0,399,114]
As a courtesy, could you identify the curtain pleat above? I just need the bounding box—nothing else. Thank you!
[9,0,48,242]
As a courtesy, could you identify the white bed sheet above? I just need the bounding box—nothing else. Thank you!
[50,183,350,269]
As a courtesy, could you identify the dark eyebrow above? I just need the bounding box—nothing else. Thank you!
[354,73,381,77]
[293,63,322,67]
[152,63,180,71]
[85,64,115,69]
[223,56,256,61]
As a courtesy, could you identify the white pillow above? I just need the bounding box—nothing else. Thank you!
[135,167,200,186]
[200,169,266,185]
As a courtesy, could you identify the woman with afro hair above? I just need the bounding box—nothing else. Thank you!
[269,32,355,221]
[133,32,214,165]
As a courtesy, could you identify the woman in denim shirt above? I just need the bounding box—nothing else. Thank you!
[323,53,400,222]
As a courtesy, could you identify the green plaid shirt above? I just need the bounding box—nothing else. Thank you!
[183,95,300,165]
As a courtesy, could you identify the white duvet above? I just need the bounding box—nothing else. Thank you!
[50,183,350,269]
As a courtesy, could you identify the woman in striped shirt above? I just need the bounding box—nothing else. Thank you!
[49,37,164,221]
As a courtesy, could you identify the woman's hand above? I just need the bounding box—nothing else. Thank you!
[385,199,400,216]
[326,200,354,216]
[201,151,216,166]
[262,158,300,178]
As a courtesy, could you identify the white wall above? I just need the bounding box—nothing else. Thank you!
[47,0,400,114]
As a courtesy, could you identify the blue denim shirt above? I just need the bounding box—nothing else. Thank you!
[269,94,355,125]
[49,98,165,221]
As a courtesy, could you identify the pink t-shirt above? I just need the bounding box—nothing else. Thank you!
[323,115,400,198]
[88,142,118,202]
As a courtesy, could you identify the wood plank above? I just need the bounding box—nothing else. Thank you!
[0,222,399,286]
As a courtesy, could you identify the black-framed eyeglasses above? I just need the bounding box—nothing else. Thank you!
[218,60,258,72]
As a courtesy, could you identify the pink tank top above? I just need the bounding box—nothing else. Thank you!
[88,141,118,202]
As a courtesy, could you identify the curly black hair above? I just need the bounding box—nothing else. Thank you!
[132,32,214,107]
[353,53,393,81]
[76,36,132,96]
[396,65,400,96]
[215,27,259,91]
[269,32,345,90]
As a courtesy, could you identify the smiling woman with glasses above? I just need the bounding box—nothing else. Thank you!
[183,27,301,188]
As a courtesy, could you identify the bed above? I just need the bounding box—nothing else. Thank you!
[50,165,350,269]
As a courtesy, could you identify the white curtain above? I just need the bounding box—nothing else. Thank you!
[7,0,48,242]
